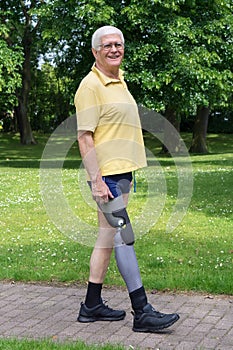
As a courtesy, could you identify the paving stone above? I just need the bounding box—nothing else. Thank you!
[0,282,232,349]
[198,336,221,349]
[192,322,214,333]
[175,340,199,350]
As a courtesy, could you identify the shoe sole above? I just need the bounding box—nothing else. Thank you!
[133,314,180,332]
[78,314,126,323]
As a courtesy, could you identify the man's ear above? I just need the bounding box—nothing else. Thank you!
[92,48,98,59]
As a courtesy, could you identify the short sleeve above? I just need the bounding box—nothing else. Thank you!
[74,87,100,132]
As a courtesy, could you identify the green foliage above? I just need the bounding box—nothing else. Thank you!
[121,0,233,113]
[29,63,74,131]
[37,0,233,116]
[0,0,233,134]
[0,21,23,111]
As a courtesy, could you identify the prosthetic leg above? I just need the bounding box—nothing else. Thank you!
[98,196,135,245]
[100,197,145,304]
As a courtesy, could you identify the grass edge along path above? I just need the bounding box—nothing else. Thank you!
[0,338,125,350]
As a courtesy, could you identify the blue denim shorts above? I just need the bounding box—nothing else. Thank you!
[102,172,133,198]
[88,172,133,198]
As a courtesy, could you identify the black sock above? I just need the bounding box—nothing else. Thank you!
[85,281,102,308]
[129,286,148,314]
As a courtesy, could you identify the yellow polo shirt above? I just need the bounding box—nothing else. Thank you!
[74,64,147,176]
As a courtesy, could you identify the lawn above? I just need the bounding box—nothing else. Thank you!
[0,338,125,350]
[0,132,232,295]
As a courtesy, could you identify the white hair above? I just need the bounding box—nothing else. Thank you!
[92,26,125,50]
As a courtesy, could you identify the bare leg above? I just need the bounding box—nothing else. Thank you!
[78,207,126,321]
[89,208,115,283]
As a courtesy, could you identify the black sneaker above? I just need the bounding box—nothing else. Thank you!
[133,303,180,332]
[77,301,126,323]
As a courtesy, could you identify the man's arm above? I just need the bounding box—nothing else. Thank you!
[78,130,114,203]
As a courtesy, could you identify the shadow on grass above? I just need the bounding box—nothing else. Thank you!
[0,159,82,169]
[0,132,82,169]
[1,132,232,170]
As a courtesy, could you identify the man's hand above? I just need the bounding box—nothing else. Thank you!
[77,130,114,203]
[92,179,114,204]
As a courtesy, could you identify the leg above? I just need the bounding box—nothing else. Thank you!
[113,194,148,312]
[97,194,135,245]
[77,207,126,322]
[114,193,144,292]
[114,195,180,332]
[89,208,115,284]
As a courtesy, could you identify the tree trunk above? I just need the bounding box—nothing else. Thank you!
[16,9,36,145]
[160,106,181,154]
[15,101,36,145]
[189,106,210,154]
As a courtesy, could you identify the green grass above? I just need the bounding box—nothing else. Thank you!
[0,338,125,350]
[0,132,232,294]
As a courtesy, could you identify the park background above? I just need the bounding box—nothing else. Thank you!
[0,0,232,295]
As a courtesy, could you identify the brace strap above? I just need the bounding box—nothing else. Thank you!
[98,196,135,245]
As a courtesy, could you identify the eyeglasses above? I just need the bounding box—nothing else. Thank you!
[98,42,124,51]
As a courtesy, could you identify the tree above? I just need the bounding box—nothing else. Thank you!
[186,0,233,153]
[118,0,233,153]
[189,106,210,153]
[0,18,23,129]
[0,0,45,144]
[38,0,116,94]
[1,0,116,138]
[29,63,73,131]
[2,0,232,149]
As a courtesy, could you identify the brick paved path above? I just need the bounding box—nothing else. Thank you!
[0,282,232,349]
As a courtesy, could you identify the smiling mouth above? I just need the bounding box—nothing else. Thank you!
[108,56,120,59]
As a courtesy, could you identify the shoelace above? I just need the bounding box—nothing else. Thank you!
[101,299,114,311]
[131,304,166,318]
[150,306,166,317]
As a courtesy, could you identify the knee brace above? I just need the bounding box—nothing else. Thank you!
[98,196,135,245]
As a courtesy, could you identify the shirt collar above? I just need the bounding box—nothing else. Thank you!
[91,64,126,87]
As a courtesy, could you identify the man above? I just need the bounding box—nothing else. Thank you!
[74,25,179,332]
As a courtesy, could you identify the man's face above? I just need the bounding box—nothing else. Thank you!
[92,34,124,71]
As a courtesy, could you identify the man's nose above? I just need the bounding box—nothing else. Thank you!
[110,44,118,51]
